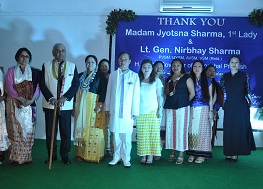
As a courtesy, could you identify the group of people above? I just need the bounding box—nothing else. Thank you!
[0,43,256,168]
[0,43,112,165]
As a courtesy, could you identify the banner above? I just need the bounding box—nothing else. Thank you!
[115,16,263,108]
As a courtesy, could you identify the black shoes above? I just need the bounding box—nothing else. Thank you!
[44,157,57,164]
[231,156,238,162]
[44,157,71,165]
[225,156,238,162]
[62,158,71,165]
[225,157,232,162]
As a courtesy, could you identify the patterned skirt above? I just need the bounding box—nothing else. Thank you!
[6,96,34,164]
[0,101,10,152]
[136,110,161,156]
[186,106,212,158]
[165,106,189,152]
[74,90,105,163]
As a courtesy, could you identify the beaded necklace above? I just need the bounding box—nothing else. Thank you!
[80,70,97,90]
[169,73,182,96]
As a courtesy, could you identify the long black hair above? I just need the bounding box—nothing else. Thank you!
[138,59,156,84]
[98,58,110,74]
[190,60,210,102]
[153,61,164,70]
[166,58,186,81]
[205,64,217,97]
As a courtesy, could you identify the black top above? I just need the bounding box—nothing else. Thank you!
[220,71,250,101]
[163,74,190,109]
[78,71,107,102]
[31,67,41,107]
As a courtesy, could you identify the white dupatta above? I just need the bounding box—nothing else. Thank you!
[13,64,33,139]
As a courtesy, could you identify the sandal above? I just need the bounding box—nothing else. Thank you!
[168,155,175,162]
[176,157,184,164]
[140,156,146,164]
[231,156,238,162]
[75,156,84,162]
[195,157,204,164]
[106,149,113,157]
[188,156,194,163]
[146,155,153,165]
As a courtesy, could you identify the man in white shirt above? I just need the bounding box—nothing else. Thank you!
[105,52,140,168]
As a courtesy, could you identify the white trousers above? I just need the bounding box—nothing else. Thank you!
[113,133,132,162]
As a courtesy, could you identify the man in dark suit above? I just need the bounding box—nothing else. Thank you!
[40,43,79,165]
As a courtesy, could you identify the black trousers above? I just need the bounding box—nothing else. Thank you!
[43,108,72,160]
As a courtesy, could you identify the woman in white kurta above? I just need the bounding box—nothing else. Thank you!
[0,67,10,164]
[136,59,163,165]
[153,61,166,161]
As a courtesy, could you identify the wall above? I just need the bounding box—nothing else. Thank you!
[0,0,262,145]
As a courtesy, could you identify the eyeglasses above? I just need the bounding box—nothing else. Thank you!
[20,55,30,59]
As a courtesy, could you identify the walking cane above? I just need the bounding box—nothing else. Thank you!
[49,105,57,170]
[48,60,63,170]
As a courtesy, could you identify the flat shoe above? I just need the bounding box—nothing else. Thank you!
[188,156,194,163]
[146,162,153,166]
[146,155,153,165]
[154,156,161,161]
[140,156,146,164]
[108,159,121,166]
[106,149,113,157]
[231,156,238,162]
[123,161,131,168]
[44,157,57,164]
[62,159,71,165]
[168,155,175,162]
[75,156,84,162]
[176,157,184,165]
[195,157,204,164]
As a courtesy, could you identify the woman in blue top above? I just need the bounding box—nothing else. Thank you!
[187,60,214,163]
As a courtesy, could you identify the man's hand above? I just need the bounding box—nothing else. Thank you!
[49,97,57,106]
[57,96,67,107]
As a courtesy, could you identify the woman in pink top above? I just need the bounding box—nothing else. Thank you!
[5,48,41,164]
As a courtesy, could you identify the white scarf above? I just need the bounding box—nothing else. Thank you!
[14,63,32,84]
[13,63,33,139]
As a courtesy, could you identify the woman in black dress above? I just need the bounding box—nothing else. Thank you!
[220,55,256,162]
